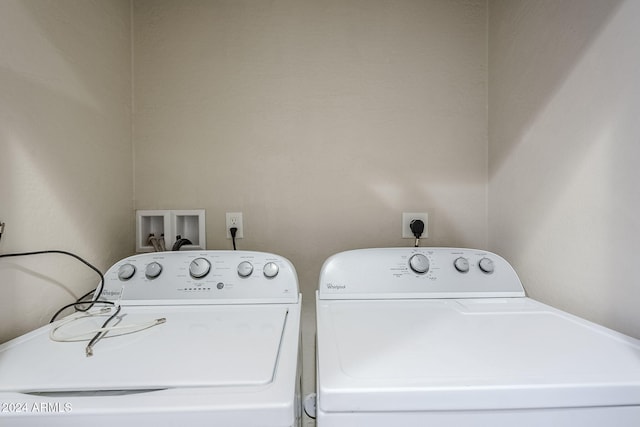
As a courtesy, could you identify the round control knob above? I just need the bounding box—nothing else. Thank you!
[145,261,163,279]
[117,263,136,281]
[454,257,469,273]
[263,262,279,278]
[237,261,254,277]
[409,254,430,274]
[189,257,211,279]
[479,257,495,274]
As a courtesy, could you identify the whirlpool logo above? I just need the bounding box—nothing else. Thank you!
[326,282,346,290]
[102,290,122,298]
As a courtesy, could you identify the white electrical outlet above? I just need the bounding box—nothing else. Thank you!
[402,212,428,238]
[226,212,244,239]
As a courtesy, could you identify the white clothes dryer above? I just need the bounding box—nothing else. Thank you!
[315,247,640,426]
[0,251,301,427]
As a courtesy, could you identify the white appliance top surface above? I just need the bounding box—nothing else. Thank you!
[317,296,640,412]
[0,304,294,393]
[315,248,640,413]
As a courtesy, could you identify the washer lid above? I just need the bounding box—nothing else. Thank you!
[316,297,640,413]
[0,304,292,393]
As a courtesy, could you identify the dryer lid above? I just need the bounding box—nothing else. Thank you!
[0,304,292,393]
[316,297,640,413]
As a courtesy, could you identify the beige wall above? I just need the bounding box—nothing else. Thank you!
[0,0,133,342]
[133,0,488,302]
[488,0,640,339]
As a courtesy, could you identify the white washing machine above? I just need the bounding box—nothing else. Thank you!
[315,247,640,426]
[0,250,301,426]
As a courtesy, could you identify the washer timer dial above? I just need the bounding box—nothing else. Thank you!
[189,258,211,279]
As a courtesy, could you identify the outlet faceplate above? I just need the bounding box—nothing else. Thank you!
[226,212,244,239]
[402,212,428,239]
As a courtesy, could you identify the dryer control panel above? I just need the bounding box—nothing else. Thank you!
[319,247,524,299]
[100,251,299,305]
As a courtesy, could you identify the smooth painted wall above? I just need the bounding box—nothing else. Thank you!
[133,0,488,303]
[0,0,133,342]
[488,0,640,339]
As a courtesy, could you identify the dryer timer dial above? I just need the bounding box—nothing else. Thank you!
[409,254,430,274]
[479,257,495,274]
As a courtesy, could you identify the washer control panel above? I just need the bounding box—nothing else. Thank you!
[101,251,299,304]
[319,248,524,299]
